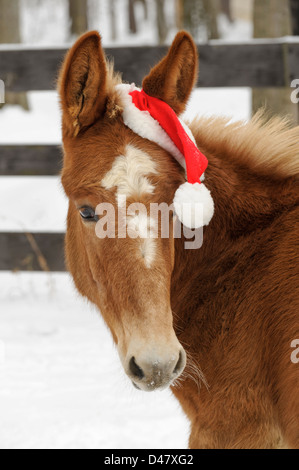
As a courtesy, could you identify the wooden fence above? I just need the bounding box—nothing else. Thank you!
[1,38,299,271]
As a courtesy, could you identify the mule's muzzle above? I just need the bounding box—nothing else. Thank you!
[126,349,186,392]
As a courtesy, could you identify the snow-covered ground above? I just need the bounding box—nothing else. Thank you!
[0,0,252,450]
[0,272,190,449]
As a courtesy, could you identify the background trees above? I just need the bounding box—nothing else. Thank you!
[1,0,299,122]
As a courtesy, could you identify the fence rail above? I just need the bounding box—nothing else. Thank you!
[1,39,299,92]
[1,39,299,271]
[0,232,65,272]
[0,145,62,175]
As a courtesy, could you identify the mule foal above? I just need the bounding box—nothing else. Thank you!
[59,31,299,449]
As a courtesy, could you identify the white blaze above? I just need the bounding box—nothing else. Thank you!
[101,145,158,268]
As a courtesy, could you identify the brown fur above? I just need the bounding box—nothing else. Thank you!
[143,31,198,115]
[59,31,299,448]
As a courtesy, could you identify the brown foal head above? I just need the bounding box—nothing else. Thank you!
[59,31,198,391]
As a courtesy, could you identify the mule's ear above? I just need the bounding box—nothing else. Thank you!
[58,31,107,136]
[142,31,198,115]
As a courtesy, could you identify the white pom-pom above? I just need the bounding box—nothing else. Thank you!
[173,182,214,229]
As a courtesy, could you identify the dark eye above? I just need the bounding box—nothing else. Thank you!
[79,207,98,222]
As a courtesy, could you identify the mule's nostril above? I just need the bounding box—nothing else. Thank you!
[129,357,144,380]
[173,350,184,375]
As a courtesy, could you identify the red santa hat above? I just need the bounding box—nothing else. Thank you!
[115,84,214,229]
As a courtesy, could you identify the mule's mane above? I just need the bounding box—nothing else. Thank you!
[189,110,299,180]
[106,61,122,91]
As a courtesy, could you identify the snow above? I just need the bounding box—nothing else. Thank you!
[0,0,253,450]
[218,14,253,42]
[0,92,62,144]
[0,177,67,233]
[0,272,189,449]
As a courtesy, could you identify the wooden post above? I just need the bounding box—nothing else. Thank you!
[175,0,184,29]
[0,0,21,43]
[128,0,137,34]
[202,0,220,40]
[221,0,234,22]
[252,0,298,124]
[109,0,117,41]
[69,0,88,37]
[0,0,29,110]
[290,0,299,35]
[138,0,148,20]
[155,0,168,44]
[178,0,220,40]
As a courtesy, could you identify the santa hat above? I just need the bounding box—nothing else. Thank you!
[115,84,214,229]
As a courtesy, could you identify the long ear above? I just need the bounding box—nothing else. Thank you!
[142,31,198,115]
[58,31,107,136]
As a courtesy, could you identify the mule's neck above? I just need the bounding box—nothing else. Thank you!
[171,149,299,308]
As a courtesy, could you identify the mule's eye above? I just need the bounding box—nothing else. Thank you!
[79,207,98,222]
